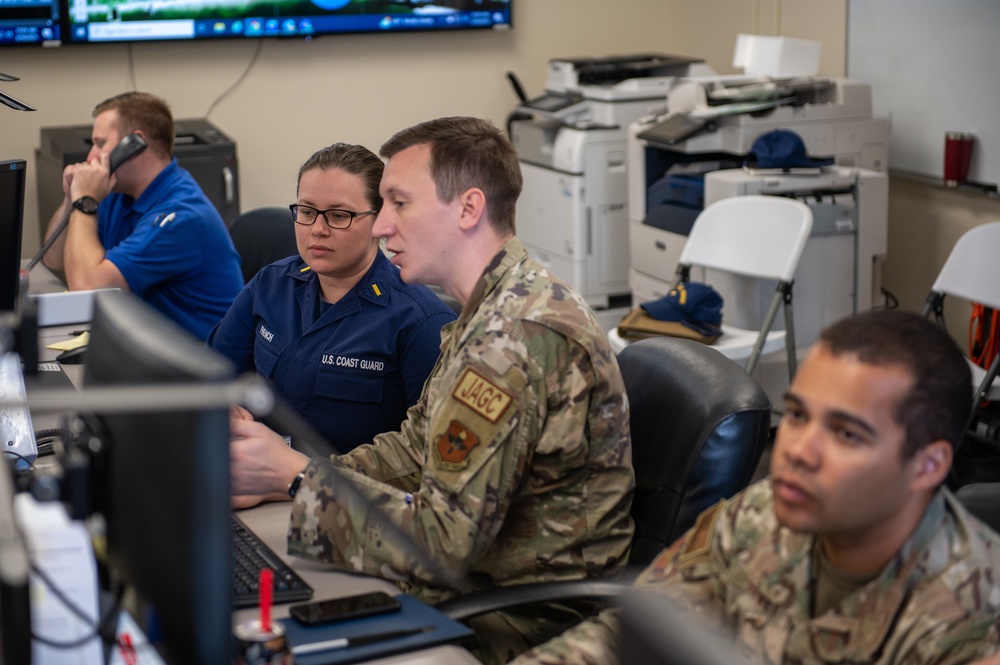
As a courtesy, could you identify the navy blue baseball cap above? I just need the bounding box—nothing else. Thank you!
[641,283,723,337]
[747,129,834,169]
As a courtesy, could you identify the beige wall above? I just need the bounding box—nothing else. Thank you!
[5,0,847,255]
[883,179,1000,351]
[13,0,991,350]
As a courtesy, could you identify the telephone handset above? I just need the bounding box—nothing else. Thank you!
[107,132,148,173]
[25,133,150,271]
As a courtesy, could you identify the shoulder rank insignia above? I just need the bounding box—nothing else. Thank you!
[436,420,481,468]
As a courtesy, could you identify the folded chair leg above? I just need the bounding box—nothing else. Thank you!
[781,282,797,380]
[747,288,784,376]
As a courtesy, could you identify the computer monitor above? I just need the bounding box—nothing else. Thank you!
[0,459,31,665]
[82,290,234,664]
[0,0,60,45]
[0,160,26,314]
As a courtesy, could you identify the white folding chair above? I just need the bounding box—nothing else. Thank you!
[610,195,813,379]
[920,222,1000,408]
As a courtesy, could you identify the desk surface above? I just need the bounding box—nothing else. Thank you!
[232,501,400,625]
[234,502,479,665]
[22,263,479,665]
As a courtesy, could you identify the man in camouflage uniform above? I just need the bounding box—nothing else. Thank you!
[513,310,1000,665]
[228,116,635,664]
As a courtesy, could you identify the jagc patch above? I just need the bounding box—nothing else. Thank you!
[436,420,481,467]
[451,368,512,423]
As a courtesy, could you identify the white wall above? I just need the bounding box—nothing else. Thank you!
[3,0,848,254]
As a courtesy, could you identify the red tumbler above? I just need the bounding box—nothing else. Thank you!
[944,132,974,186]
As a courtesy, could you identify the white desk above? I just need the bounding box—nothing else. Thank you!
[233,502,480,665]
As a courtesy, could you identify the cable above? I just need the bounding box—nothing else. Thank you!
[204,39,264,120]
[126,43,137,91]
[34,428,62,441]
[970,304,999,408]
[29,560,125,651]
[970,304,999,367]
[3,449,32,468]
[25,207,71,272]
[876,287,899,310]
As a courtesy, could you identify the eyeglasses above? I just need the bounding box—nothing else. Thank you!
[288,204,377,230]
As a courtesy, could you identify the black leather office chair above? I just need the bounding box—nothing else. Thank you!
[428,284,462,315]
[955,482,1000,534]
[228,207,298,284]
[620,335,772,565]
[436,336,771,622]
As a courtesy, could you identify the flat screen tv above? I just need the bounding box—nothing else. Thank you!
[64,0,510,44]
[0,0,60,45]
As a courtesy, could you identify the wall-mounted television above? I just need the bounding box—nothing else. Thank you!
[64,0,510,44]
[0,0,60,45]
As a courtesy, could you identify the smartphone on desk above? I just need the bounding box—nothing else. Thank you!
[289,591,402,626]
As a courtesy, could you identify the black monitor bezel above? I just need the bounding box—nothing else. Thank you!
[82,291,234,664]
[0,160,27,314]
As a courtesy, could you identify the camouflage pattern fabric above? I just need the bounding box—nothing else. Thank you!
[288,237,635,663]
[514,480,1000,665]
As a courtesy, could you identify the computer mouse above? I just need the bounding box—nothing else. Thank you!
[56,345,88,364]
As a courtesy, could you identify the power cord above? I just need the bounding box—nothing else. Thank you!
[25,207,72,272]
[204,38,264,119]
[34,427,63,457]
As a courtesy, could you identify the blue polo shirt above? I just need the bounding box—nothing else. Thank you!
[205,251,456,453]
[99,158,243,340]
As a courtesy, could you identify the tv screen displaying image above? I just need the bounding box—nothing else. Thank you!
[0,0,60,45]
[65,0,510,44]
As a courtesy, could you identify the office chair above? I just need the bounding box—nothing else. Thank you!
[436,335,771,622]
[228,207,299,284]
[609,195,813,381]
[920,221,1000,413]
[428,284,463,315]
[954,482,1000,534]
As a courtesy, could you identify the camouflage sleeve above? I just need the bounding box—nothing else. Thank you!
[287,324,583,589]
[328,398,431,492]
[629,501,730,614]
[510,608,622,665]
[512,501,734,664]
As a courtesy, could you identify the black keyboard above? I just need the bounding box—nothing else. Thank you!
[231,514,313,609]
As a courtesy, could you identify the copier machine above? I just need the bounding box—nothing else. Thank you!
[627,77,889,296]
[623,77,890,402]
[508,54,716,326]
[630,164,888,408]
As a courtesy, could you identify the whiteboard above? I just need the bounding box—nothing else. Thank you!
[847,0,1000,185]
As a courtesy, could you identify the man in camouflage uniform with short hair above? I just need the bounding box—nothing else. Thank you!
[513,310,1000,665]
[229,116,634,664]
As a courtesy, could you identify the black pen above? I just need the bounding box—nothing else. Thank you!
[291,626,431,656]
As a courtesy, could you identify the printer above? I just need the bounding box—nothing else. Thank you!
[509,54,716,323]
[626,75,889,324]
[630,164,889,407]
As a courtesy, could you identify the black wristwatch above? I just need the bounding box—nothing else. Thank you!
[71,196,99,215]
[288,471,306,499]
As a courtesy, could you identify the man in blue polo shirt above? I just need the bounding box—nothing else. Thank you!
[42,91,242,340]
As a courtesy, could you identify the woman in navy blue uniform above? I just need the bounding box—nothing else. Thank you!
[207,143,456,453]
